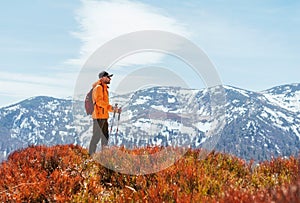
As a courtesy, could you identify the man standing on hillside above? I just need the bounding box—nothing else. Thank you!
[89,71,121,155]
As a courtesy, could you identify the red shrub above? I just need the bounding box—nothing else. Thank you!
[0,145,299,202]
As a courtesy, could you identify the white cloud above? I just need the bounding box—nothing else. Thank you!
[67,0,191,67]
[0,71,76,99]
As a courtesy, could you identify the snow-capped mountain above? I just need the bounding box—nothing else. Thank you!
[0,84,299,162]
[217,84,300,161]
[262,83,300,114]
[0,97,78,161]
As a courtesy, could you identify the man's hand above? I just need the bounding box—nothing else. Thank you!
[113,104,118,113]
[114,107,122,113]
[117,107,122,113]
[112,105,121,113]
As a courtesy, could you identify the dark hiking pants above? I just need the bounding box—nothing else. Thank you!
[89,119,109,155]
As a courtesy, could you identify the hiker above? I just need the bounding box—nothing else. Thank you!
[88,71,121,155]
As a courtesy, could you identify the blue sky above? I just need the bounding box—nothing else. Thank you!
[1,0,299,107]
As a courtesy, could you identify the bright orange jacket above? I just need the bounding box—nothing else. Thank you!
[92,80,113,119]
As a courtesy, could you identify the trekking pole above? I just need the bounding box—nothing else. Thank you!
[110,103,118,135]
[116,107,122,136]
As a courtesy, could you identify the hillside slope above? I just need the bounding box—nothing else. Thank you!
[0,145,299,202]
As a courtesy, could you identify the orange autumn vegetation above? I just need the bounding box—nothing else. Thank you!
[0,144,299,202]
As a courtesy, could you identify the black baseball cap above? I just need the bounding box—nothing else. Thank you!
[98,71,113,78]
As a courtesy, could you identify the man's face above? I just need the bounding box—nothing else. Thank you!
[102,76,111,84]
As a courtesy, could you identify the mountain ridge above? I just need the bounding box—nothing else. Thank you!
[0,83,299,162]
